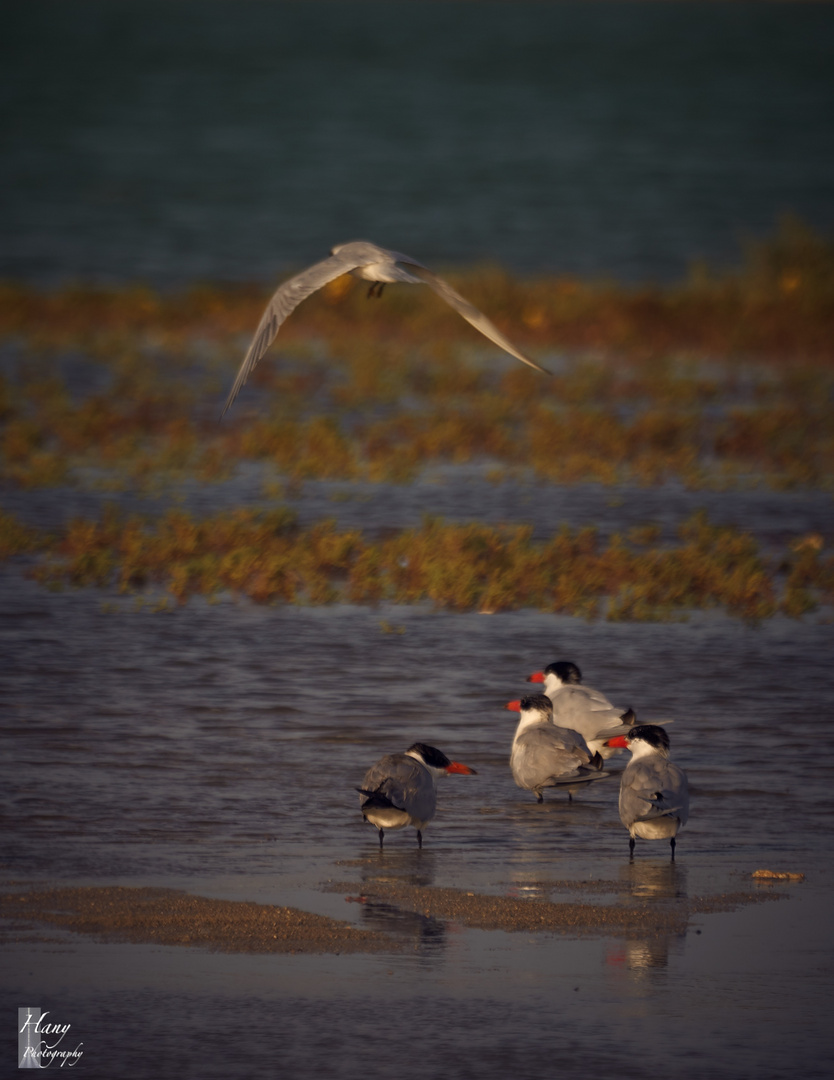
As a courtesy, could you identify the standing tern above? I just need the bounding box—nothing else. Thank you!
[523,660,636,758]
[357,742,477,849]
[605,725,689,859]
[507,694,609,802]
[221,240,550,416]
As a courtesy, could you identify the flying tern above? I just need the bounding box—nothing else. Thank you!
[221,240,550,416]
[357,742,477,849]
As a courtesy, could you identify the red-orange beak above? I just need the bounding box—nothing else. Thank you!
[505,699,521,712]
[605,735,629,749]
[526,671,545,683]
[446,761,478,775]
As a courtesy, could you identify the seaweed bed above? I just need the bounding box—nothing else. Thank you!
[2,218,832,619]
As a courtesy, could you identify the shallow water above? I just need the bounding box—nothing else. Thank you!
[2,473,833,1075]
[4,885,832,1080]
[3,565,834,878]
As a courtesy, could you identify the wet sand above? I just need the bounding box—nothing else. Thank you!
[1,880,783,953]
[0,885,395,955]
[331,879,783,936]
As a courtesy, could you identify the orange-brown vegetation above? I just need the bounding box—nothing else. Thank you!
[0,506,825,621]
[1,218,832,491]
[1,221,832,619]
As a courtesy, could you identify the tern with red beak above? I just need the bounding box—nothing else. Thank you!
[507,694,609,802]
[605,725,689,858]
[357,742,477,849]
[522,661,635,757]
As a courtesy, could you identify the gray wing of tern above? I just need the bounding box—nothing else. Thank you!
[404,264,550,376]
[359,752,436,825]
[220,251,361,417]
[221,242,550,417]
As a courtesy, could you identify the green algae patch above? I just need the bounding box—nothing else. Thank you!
[7,505,831,620]
[0,508,48,558]
[1,220,833,492]
[2,217,832,363]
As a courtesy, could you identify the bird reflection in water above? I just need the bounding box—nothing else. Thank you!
[620,859,688,901]
[605,861,689,977]
[606,934,687,974]
[354,899,447,956]
[345,850,449,956]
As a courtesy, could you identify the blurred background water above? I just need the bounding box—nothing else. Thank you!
[2,0,833,286]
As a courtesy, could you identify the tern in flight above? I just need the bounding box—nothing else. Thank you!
[221,240,550,416]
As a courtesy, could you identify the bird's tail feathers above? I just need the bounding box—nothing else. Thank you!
[633,795,684,821]
[356,787,406,813]
[549,767,611,786]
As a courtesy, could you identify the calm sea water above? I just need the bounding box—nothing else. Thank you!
[2,1,833,285]
[2,474,834,1078]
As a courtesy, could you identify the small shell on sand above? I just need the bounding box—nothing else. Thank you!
[751,869,805,881]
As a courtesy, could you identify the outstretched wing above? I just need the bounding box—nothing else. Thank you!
[221,252,358,417]
[404,264,552,376]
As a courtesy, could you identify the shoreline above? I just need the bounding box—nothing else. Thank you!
[0,880,786,955]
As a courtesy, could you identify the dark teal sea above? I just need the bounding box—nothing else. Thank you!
[2,1,833,284]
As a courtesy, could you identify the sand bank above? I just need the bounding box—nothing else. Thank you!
[331,879,782,937]
[0,886,396,955]
[1,880,785,954]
